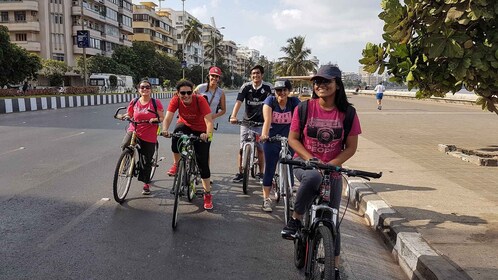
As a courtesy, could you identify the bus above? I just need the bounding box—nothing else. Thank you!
[89,73,135,93]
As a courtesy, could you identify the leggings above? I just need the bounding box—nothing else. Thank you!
[262,141,294,187]
[121,132,156,184]
[171,123,211,179]
[293,159,342,257]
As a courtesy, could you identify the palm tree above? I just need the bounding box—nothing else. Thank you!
[204,35,225,66]
[182,18,202,60]
[275,36,317,77]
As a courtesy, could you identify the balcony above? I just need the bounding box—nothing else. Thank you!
[0,0,38,11]
[1,21,40,32]
[13,40,41,52]
[72,5,106,24]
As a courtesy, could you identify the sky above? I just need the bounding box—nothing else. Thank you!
[131,0,386,73]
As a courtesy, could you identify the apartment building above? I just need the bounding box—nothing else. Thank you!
[165,8,203,68]
[0,0,133,86]
[220,39,237,76]
[132,2,176,56]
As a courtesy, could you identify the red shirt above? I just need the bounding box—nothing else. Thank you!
[127,98,164,143]
[167,94,211,132]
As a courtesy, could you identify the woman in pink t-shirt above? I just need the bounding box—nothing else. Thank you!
[121,80,164,195]
[281,65,361,278]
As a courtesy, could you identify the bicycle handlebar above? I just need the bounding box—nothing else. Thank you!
[114,106,160,124]
[232,119,264,127]
[280,158,382,180]
[267,135,288,143]
[162,132,203,142]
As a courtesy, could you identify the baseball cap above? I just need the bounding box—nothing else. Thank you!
[209,66,222,76]
[274,79,292,90]
[311,65,342,80]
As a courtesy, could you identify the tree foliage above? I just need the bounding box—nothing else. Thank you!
[40,59,70,86]
[0,25,42,87]
[204,35,225,66]
[275,36,317,77]
[360,0,498,114]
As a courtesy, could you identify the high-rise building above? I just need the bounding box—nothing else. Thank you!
[165,8,203,68]
[0,0,134,86]
[132,2,176,56]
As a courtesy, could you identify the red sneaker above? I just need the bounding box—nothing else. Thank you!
[203,193,213,210]
[142,184,151,195]
[167,164,177,176]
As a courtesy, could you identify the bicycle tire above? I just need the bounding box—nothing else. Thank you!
[149,142,159,181]
[307,226,335,280]
[281,163,292,224]
[250,148,259,178]
[186,159,196,202]
[242,144,251,194]
[294,235,306,269]
[172,159,185,229]
[113,149,134,203]
[273,174,280,203]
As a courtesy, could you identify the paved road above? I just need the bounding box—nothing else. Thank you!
[0,93,404,279]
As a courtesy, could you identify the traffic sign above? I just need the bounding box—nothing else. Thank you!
[181,60,187,68]
[77,30,90,48]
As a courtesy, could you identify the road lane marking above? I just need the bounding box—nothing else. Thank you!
[53,131,85,141]
[0,146,25,157]
[38,198,108,250]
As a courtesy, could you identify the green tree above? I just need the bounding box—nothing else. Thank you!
[360,0,498,114]
[75,54,132,77]
[184,19,202,48]
[0,25,42,87]
[204,36,225,66]
[274,36,317,77]
[40,59,70,86]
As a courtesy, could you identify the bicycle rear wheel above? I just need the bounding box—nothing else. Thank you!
[113,149,134,203]
[307,226,335,280]
[172,159,186,229]
[250,148,259,178]
[281,163,292,224]
[149,142,159,181]
[242,145,251,194]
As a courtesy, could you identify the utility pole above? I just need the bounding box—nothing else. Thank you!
[181,0,186,79]
[80,0,87,86]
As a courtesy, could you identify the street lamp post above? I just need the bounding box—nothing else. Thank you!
[181,0,186,79]
[80,0,87,86]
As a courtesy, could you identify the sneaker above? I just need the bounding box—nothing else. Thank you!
[203,193,213,210]
[167,164,177,176]
[256,173,264,184]
[262,198,272,212]
[232,173,243,183]
[335,268,341,280]
[377,105,382,110]
[281,218,302,240]
[142,184,151,195]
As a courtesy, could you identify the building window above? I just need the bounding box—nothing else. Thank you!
[0,12,8,23]
[14,11,26,22]
[15,33,27,41]
[52,53,65,61]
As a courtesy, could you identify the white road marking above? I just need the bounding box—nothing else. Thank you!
[38,198,108,250]
[53,131,85,141]
[0,146,26,157]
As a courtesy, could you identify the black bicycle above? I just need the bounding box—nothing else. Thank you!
[164,132,203,229]
[112,107,160,203]
[281,158,382,280]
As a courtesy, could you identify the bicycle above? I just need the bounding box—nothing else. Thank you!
[281,158,382,280]
[112,107,160,203]
[164,132,203,229]
[267,135,294,224]
[232,120,263,194]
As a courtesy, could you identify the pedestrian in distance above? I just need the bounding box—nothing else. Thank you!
[259,79,300,212]
[281,65,362,279]
[375,81,385,110]
[119,80,165,195]
[229,65,274,183]
[22,81,28,94]
[162,80,215,210]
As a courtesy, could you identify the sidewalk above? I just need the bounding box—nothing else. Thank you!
[344,94,498,279]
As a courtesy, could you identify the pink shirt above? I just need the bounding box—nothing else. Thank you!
[290,99,361,163]
[127,98,164,143]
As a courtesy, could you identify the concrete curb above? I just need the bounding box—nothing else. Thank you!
[346,90,478,105]
[345,178,472,280]
[0,92,174,114]
[438,144,498,166]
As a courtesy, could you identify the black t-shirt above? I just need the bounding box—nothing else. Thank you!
[236,81,274,123]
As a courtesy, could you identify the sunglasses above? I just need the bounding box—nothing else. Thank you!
[140,86,151,89]
[179,90,193,95]
[312,78,333,86]
[210,75,220,78]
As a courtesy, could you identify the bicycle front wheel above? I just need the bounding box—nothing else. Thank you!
[281,163,292,224]
[149,142,159,181]
[172,159,186,229]
[113,149,134,203]
[307,226,335,280]
[242,145,251,194]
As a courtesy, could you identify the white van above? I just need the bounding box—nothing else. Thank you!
[89,73,134,93]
